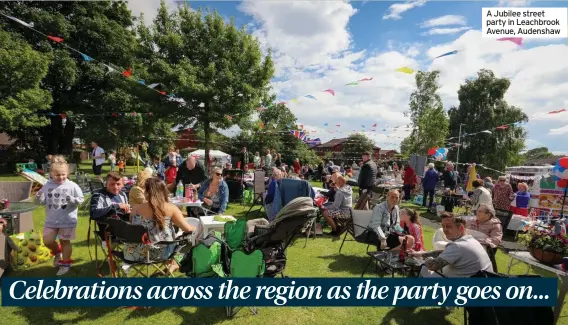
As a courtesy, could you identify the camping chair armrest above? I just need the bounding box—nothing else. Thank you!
[155,237,191,245]
[175,231,194,240]
[419,264,447,277]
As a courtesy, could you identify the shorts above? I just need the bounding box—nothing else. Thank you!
[92,161,103,176]
[328,209,350,228]
[379,233,402,250]
[43,227,76,240]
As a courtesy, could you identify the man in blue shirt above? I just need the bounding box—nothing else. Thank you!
[422,163,439,208]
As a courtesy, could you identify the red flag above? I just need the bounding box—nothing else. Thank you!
[47,35,64,43]
[548,109,566,114]
[336,124,341,127]
[372,123,377,127]
[371,129,376,132]
[59,113,67,119]
[122,67,132,78]
[159,91,166,95]
[496,125,509,130]
[111,112,118,117]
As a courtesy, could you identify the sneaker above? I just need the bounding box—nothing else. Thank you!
[53,254,62,267]
[56,265,70,276]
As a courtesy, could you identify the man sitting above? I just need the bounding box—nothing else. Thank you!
[410,212,493,277]
[90,172,130,220]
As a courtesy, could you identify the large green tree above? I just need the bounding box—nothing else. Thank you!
[448,69,528,171]
[522,147,554,162]
[0,29,52,133]
[2,1,174,157]
[341,134,374,164]
[401,70,449,155]
[142,1,275,165]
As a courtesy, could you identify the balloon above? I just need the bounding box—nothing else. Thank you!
[428,147,438,156]
[436,148,448,156]
[561,169,568,180]
[557,179,568,188]
[558,157,568,169]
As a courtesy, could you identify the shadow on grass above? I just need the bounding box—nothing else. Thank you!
[318,254,382,276]
[379,306,455,325]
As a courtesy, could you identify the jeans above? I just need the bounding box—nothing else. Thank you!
[423,189,435,207]
[403,184,412,200]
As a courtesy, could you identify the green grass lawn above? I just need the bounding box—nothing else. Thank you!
[0,177,566,325]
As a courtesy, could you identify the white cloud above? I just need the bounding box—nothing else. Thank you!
[421,15,467,28]
[498,0,532,6]
[422,27,472,36]
[127,0,179,25]
[549,124,568,136]
[383,0,427,20]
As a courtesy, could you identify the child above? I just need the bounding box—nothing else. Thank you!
[165,160,178,185]
[35,156,84,275]
[400,208,425,252]
[117,157,125,174]
[108,151,117,172]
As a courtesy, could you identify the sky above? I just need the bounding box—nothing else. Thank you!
[128,0,568,156]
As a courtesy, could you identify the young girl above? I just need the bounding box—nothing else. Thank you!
[35,156,84,275]
[400,208,425,252]
[117,157,125,174]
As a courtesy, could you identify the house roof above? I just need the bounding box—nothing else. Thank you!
[379,149,398,154]
[0,133,16,147]
[315,138,348,148]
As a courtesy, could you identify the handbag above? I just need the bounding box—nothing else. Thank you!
[356,228,380,246]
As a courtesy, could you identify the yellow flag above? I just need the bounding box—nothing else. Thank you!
[291,98,299,104]
[395,67,414,74]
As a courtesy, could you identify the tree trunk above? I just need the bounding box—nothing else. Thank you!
[204,120,211,175]
[47,115,62,154]
[60,119,75,155]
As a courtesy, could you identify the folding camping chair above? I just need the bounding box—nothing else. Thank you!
[104,217,192,278]
[246,171,266,216]
[18,169,47,194]
[338,209,377,254]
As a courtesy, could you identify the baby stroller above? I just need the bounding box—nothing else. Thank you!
[180,197,317,317]
[225,169,244,203]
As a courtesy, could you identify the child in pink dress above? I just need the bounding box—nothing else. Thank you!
[400,208,425,251]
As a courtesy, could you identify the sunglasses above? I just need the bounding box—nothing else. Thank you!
[215,173,222,176]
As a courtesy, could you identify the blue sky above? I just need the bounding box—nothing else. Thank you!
[133,0,568,157]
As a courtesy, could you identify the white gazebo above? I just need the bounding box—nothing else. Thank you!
[188,149,232,167]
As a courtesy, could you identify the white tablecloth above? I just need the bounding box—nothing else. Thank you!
[200,215,236,238]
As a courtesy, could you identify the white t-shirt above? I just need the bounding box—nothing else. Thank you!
[168,152,178,163]
[438,235,492,277]
[92,146,105,166]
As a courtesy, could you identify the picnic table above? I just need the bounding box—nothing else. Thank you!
[507,251,568,325]
[362,251,413,278]
[0,202,40,273]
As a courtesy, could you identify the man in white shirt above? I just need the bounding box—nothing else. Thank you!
[90,142,105,181]
[411,212,493,277]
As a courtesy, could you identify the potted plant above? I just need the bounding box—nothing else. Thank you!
[518,228,568,265]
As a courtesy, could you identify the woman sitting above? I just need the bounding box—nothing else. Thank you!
[467,203,503,248]
[322,176,352,237]
[125,178,195,269]
[470,179,492,214]
[511,182,530,216]
[129,169,152,204]
[197,167,229,215]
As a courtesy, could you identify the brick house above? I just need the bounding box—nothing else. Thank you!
[311,138,381,161]
[377,149,399,161]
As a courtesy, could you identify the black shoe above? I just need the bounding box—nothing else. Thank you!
[329,230,341,238]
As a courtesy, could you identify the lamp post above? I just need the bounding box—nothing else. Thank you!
[456,123,465,168]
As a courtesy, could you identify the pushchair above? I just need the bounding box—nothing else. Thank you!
[225,169,244,203]
[180,197,317,317]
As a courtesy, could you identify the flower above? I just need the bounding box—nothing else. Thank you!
[518,228,568,255]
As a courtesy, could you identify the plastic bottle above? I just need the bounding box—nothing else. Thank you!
[399,237,407,262]
[176,181,184,199]
[185,184,192,200]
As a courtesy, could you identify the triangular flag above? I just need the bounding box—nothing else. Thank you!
[148,83,161,89]
[496,125,509,130]
[497,37,523,46]
[323,122,328,126]
[105,65,116,73]
[345,82,358,86]
[322,89,335,96]
[80,53,94,61]
[138,80,145,85]
[158,91,166,95]
[548,109,566,114]
[358,77,373,82]
[434,50,458,59]
[336,124,341,127]
[272,123,277,129]
[395,67,414,74]
[6,15,34,28]
[225,115,232,120]
[278,101,287,105]
[372,123,377,127]
[122,67,132,78]
[304,95,317,100]
[47,35,64,43]
[291,98,299,103]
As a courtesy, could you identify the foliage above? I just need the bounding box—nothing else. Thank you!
[447,69,528,172]
[0,29,52,132]
[518,228,568,255]
[522,147,554,162]
[342,134,374,164]
[142,1,275,165]
[402,70,449,155]
[2,1,173,155]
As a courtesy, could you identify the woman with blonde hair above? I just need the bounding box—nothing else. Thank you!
[125,178,195,265]
[198,167,229,214]
[322,175,353,237]
[129,169,153,204]
[511,182,531,216]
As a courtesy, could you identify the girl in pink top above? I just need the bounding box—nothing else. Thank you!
[400,208,425,251]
